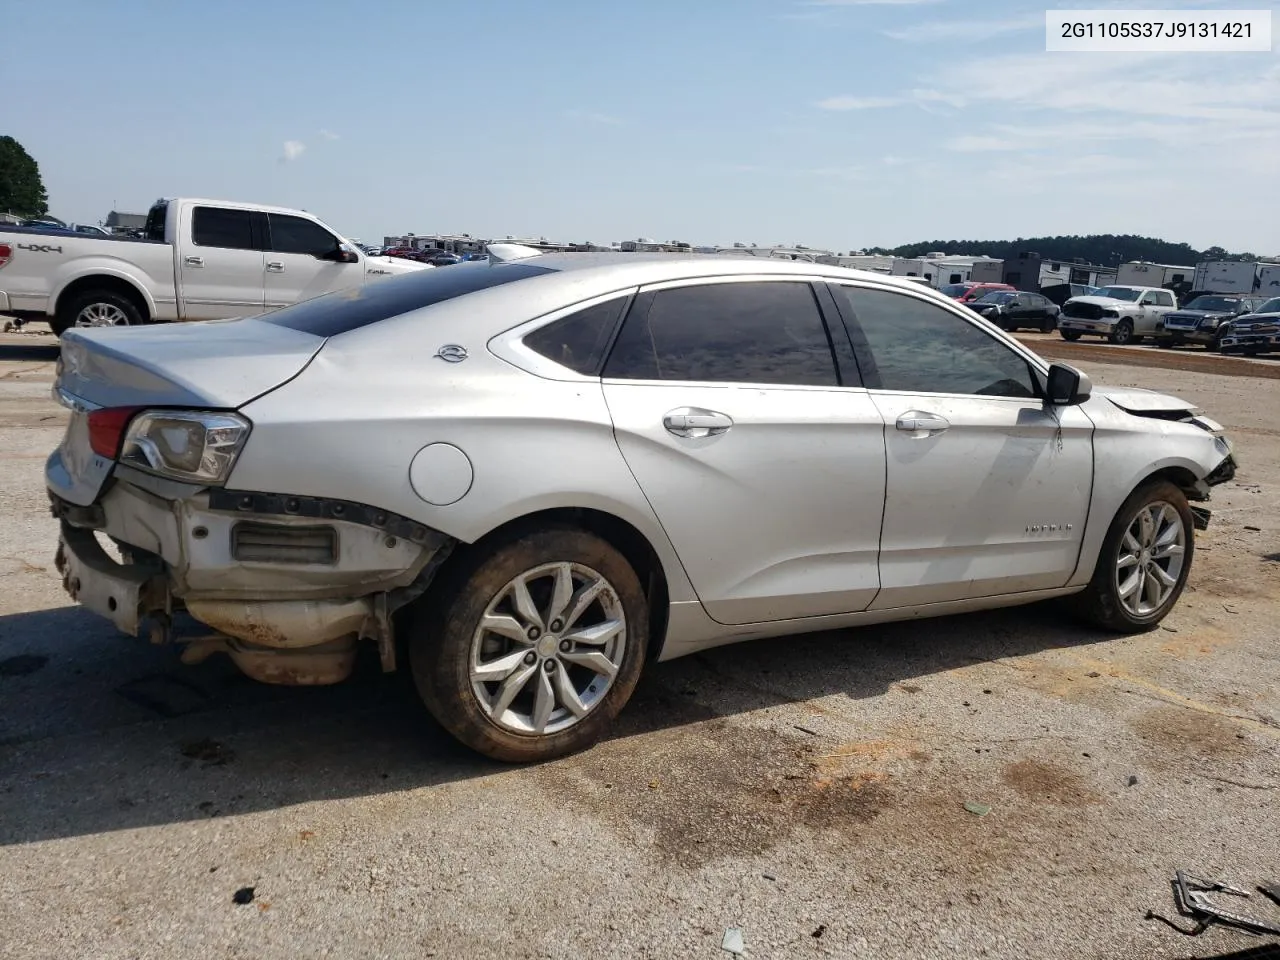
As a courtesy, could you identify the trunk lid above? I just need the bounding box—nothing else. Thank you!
[57,317,324,409]
[49,318,325,507]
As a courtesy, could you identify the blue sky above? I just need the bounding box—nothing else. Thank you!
[5,0,1277,252]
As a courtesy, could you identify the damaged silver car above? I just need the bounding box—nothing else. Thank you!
[47,252,1237,761]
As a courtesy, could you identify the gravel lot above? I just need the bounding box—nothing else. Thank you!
[1,327,1277,960]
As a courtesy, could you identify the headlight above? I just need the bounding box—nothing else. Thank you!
[1103,310,1119,318]
[120,411,251,484]
[1200,316,1220,328]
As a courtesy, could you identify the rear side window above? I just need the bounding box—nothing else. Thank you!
[261,261,556,337]
[269,214,339,256]
[192,206,255,250]
[1154,291,1175,307]
[604,281,838,386]
[522,297,627,375]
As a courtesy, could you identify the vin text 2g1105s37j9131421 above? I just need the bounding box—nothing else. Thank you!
[46,251,1236,761]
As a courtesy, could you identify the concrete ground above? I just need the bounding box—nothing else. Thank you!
[1,326,1278,960]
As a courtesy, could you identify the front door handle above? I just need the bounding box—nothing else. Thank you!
[266,261,285,273]
[896,412,950,435]
[184,256,204,267]
[663,407,733,438]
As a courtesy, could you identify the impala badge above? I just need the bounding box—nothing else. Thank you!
[434,344,468,363]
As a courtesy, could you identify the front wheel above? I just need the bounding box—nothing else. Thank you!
[1109,319,1135,345]
[1070,480,1194,632]
[409,527,649,762]
[1060,330,1082,342]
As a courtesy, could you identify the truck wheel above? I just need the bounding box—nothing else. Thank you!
[1069,480,1193,633]
[1109,320,1135,345]
[1060,331,1082,341]
[409,527,649,763]
[1155,338,1173,349]
[58,289,144,334]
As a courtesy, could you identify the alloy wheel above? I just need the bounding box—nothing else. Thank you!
[469,561,626,736]
[75,303,131,327]
[1114,501,1186,618]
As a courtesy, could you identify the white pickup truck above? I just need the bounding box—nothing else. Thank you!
[0,198,427,335]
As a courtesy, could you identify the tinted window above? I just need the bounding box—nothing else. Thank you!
[604,281,838,387]
[1154,291,1175,306]
[523,297,627,375]
[261,262,556,337]
[192,206,254,250]
[833,286,1038,398]
[269,214,338,256]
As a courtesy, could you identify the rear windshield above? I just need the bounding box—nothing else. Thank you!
[261,261,556,337]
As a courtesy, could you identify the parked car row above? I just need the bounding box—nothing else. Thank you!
[382,247,488,267]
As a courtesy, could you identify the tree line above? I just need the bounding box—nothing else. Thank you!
[864,235,1256,267]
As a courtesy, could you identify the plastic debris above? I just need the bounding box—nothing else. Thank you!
[721,927,745,955]
[232,887,255,905]
[963,801,991,817]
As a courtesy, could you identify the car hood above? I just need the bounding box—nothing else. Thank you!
[1065,295,1135,309]
[1093,385,1197,415]
[1166,309,1232,320]
[1230,311,1280,325]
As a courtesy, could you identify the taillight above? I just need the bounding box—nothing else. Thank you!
[0,243,11,269]
[87,407,143,459]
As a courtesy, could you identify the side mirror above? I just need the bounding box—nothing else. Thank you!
[1046,362,1092,405]
[321,244,360,263]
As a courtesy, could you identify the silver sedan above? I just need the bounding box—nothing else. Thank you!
[47,251,1236,761]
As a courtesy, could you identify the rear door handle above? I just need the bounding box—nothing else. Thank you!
[183,256,204,267]
[266,261,285,272]
[663,407,733,438]
[896,412,950,435]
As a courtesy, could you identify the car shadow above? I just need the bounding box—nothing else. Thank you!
[0,599,1115,846]
[0,341,59,362]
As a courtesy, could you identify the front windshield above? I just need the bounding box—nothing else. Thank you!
[977,292,1017,304]
[1184,296,1239,312]
[1256,297,1280,314]
[1092,287,1142,302]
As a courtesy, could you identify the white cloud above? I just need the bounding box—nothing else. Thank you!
[319,129,340,141]
[280,140,306,162]
[564,109,622,125]
[885,15,1040,42]
[945,135,1021,152]
[814,95,900,110]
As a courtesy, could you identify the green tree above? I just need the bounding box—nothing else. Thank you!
[0,136,49,217]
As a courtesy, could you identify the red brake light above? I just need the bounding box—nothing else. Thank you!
[87,407,143,459]
[0,243,11,269]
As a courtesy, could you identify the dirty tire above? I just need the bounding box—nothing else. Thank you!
[58,288,144,333]
[1040,316,1057,333]
[1069,480,1194,633]
[1060,330,1082,341]
[1109,319,1134,345]
[409,527,649,763]
[1155,338,1174,349]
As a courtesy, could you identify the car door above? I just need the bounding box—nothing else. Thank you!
[600,277,887,625]
[264,213,363,310]
[828,282,1094,608]
[177,205,266,320]
[1137,290,1172,334]
[1010,293,1037,329]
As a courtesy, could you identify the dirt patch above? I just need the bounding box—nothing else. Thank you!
[1002,759,1100,807]
[794,774,895,828]
[1019,335,1280,380]
[1130,706,1256,766]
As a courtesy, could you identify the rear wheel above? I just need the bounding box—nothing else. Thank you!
[1060,330,1082,341]
[55,289,145,336]
[1040,315,1057,333]
[1070,480,1193,632]
[409,527,649,762]
[1109,319,1135,345]
[1156,338,1174,349]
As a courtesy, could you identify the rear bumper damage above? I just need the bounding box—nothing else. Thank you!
[50,475,455,685]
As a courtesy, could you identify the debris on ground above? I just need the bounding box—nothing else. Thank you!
[1127,775,1139,787]
[1147,870,1280,937]
[762,872,777,882]
[232,887,255,905]
[721,927,745,955]
[812,924,827,938]
[0,654,48,677]
[793,724,820,736]
[963,801,992,817]
[180,738,234,767]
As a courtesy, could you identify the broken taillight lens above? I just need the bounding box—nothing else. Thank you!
[87,407,143,459]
